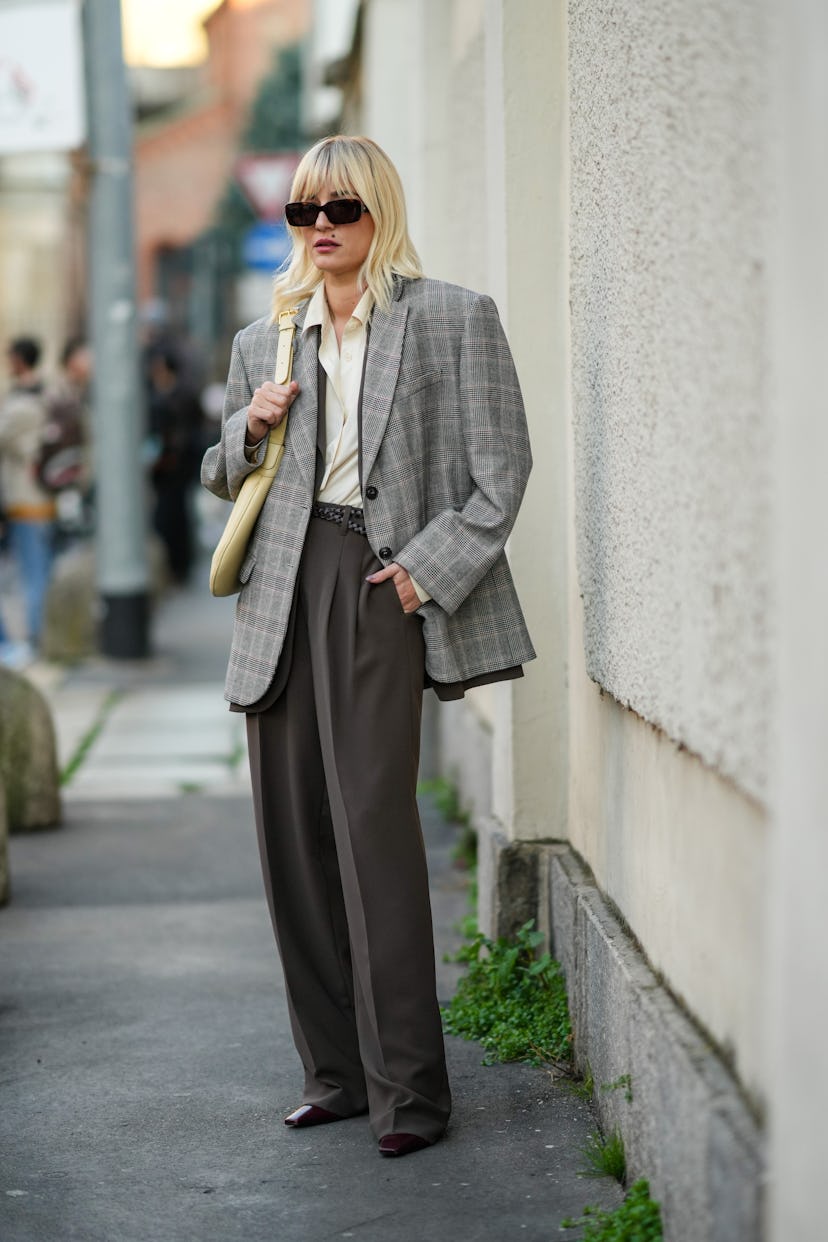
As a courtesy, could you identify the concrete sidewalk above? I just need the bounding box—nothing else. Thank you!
[0,564,620,1242]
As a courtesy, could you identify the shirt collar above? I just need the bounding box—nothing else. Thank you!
[303,284,375,334]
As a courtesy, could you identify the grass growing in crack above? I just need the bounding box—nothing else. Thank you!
[580,1128,627,1182]
[570,1064,595,1101]
[441,919,572,1067]
[417,776,477,870]
[560,1178,663,1240]
[601,1073,633,1104]
[60,690,122,786]
[417,776,464,822]
[451,822,478,871]
[223,735,246,771]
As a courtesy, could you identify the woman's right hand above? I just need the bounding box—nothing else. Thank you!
[246,380,300,444]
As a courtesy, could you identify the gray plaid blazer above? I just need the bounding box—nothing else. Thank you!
[202,276,535,706]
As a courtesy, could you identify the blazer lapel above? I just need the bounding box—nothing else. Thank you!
[360,291,408,485]
[282,305,318,488]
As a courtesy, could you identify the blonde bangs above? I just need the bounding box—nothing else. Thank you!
[271,136,422,321]
[291,142,361,204]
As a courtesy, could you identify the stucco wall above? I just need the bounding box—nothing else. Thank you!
[568,0,772,800]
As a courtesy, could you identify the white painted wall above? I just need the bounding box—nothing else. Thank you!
[490,2,569,841]
[568,610,769,1097]
[304,0,361,132]
[766,0,828,1234]
[359,0,569,843]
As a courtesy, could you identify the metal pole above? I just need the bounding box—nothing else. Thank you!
[83,0,150,657]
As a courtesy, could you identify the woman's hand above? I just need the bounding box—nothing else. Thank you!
[366,562,420,614]
[246,380,300,444]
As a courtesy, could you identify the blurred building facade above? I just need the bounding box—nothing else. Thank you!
[0,0,309,379]
[0,151,85,372]
[305,2,828,1239]
[0,0,86,368]
[133,0,309,365]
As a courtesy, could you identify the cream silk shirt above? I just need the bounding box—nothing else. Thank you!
[304,282,369,508]
[303,284,430,605]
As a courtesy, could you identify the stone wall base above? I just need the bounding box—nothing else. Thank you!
[478,824,766,1242]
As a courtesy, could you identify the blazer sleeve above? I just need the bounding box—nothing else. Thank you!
[200,330,267,502]
[394,294,532,616]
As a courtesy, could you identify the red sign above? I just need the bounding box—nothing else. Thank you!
[235,152,301,220]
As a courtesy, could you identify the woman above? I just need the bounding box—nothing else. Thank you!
[202,135,534,1158]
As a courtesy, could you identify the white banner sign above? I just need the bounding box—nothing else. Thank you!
[0,0,85,154]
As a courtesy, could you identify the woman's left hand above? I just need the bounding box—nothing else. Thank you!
[366,562,420,614]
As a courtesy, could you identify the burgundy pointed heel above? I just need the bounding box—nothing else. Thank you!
[378,1132,433,1158]
[283,1104,343,1128]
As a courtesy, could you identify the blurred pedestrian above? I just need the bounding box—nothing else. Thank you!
[39,337,94,545]
[0,336,55,664]
[202,136,534,1157]
[147,348,204,584]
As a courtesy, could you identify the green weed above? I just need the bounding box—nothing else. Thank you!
[601,1073,633,1104]
[418,775,477,888]
[560,1178,663,1240]
[60,690,122,786]
[451,821,478,870]
[417,776,466,823]
[580,1128,627,1182]
[223,736,246,771]
[441,919,572,1066]
[571,1064,595,1101]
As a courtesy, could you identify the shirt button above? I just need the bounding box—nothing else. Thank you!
[344,350,352,362]
[379,546,393,560]
[365,485,378,500]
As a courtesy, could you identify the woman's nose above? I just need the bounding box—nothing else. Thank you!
[315,208,333,229]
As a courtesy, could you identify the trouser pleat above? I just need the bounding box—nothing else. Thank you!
[247,515,451,1140]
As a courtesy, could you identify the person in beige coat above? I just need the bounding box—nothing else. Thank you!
[0,337,55,660]
[202,136,534,1158]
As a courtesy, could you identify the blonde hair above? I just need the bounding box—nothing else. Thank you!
[271,135,422,320]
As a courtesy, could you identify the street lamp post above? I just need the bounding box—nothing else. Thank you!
[83,0,150,658]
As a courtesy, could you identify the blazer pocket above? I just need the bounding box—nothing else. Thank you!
[393,367,446,401]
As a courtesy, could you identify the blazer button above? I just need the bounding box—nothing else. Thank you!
[365,485,378,500]
[379,546,393,560]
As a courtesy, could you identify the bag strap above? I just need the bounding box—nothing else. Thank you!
[274,307,299,384]
[264,306,299,456]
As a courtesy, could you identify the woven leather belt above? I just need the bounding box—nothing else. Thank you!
[311,501,367,536]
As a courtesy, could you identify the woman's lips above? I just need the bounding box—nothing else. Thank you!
[314,240,339,250]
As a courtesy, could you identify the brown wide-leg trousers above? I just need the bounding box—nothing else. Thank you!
[246,511,451,1141]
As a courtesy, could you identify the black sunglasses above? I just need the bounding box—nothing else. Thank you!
[285,198,370,227]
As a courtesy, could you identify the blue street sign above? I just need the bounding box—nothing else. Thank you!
[242,220,291,272]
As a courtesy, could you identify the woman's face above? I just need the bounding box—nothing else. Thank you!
[300,183,375,283]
